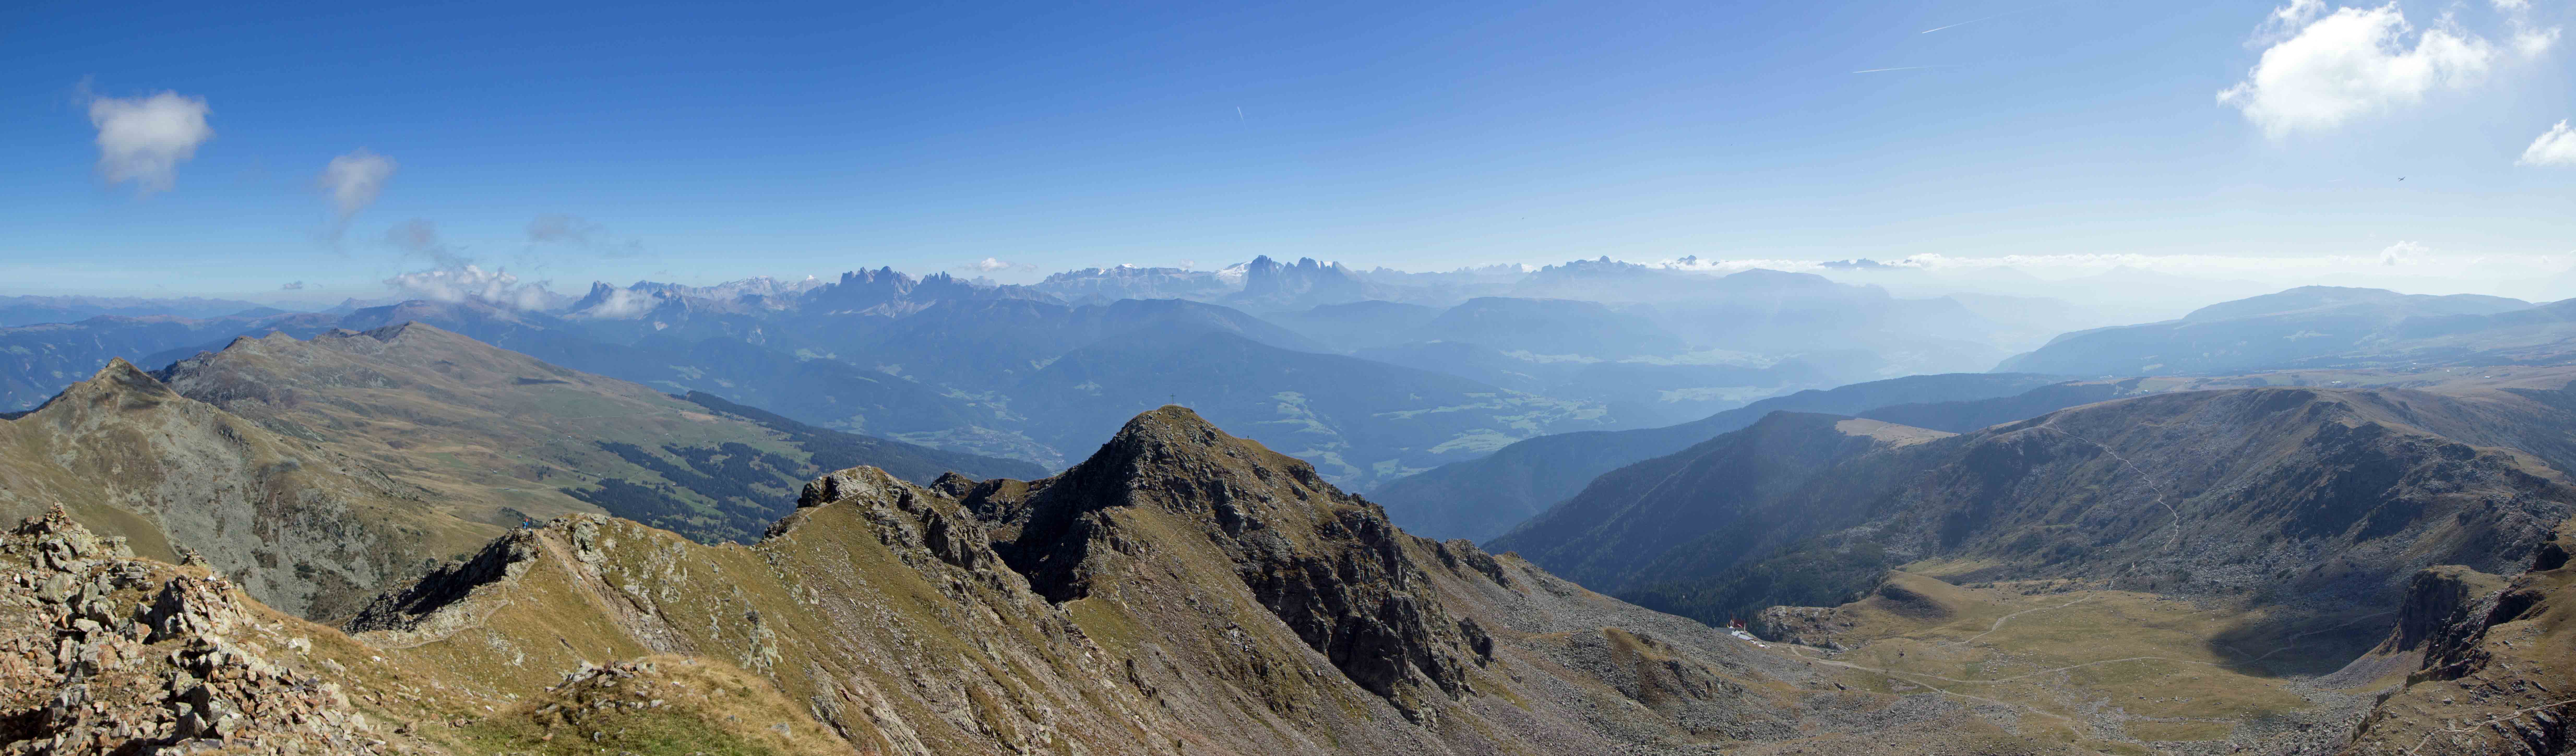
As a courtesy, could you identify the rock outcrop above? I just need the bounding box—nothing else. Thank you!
[2335,529,2576,754]
[2373,566,2507,658]
[0,507,385,754]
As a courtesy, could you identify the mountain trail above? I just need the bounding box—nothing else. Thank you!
[1950,595,2091,647]
[2033,424,2184,553]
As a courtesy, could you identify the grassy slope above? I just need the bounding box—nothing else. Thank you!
[0,358,500,619]
[1738,572,2386,754]
[157,325,1036,544]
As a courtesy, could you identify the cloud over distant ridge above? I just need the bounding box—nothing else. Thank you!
[381,219,564,310]
[385,265,559,310]
[84,89,214,195]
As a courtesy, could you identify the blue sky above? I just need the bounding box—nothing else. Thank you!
[4,0,2571,299]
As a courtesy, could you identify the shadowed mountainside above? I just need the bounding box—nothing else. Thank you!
[1493,384,2576,633]
[1370,372,2071,542]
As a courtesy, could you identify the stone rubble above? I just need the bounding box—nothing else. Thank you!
[0,506,388,755]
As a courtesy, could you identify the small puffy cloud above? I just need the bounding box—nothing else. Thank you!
[85,89,214,195]
[319,149,397,219]
[968,257,1012,272]
[2513,23,2562,58]
[2381,240,2428,266]
[2488,0,2564,57]
[281,281,306,291]
[526,214,644,257]
[2521,120,2576,166]
[2218,3,2500,137]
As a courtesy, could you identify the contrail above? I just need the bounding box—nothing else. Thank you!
[1852,65,1949,73]
[1921,8,2032,33]
[1235,106,1244,121]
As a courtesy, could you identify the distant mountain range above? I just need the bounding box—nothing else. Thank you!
[1998,285,2569,376]
[0,294,279,326]
[0,257,2082,486]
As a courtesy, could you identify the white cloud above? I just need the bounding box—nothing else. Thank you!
[2218,3,2501,137]
[380,219,568,309]
[2381,240,2428,266]
[2521,120,2576,166]
[2514,26,2561,56]
[85,90,214,195]
[385,265,559,310]
[319,149,397,219]
[574,287,661,319]
[967,257,1012,272]
[2494,0,2530,12]
[281,280,306,290]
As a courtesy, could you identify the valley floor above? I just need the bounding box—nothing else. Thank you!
[1736,572,2410,755]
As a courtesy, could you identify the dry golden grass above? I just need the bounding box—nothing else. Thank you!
[1775,572,2341,749]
